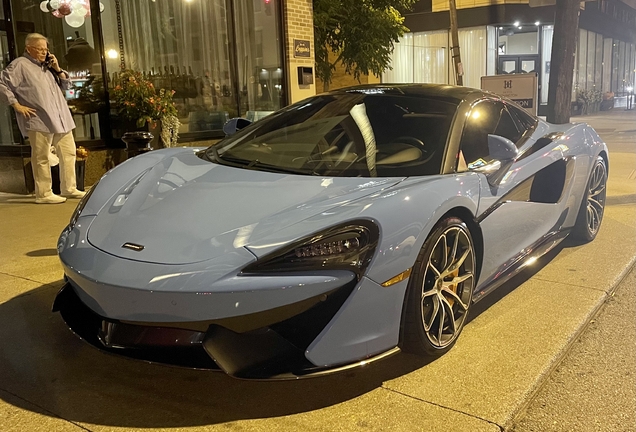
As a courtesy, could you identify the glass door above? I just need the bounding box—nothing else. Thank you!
[498,55,539,75]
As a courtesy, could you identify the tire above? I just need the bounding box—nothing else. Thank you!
[400,217,476,357]
[572,156,607,243]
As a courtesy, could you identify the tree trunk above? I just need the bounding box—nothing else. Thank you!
[547,0,580,124]
[449,0,463,86]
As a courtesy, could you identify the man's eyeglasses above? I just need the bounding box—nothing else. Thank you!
[28,47,49,53]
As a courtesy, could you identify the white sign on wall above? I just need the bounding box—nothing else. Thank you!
[481,73,538,116]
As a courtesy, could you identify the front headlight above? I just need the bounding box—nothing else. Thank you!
[242,220,379,279]
[69,180,98,229]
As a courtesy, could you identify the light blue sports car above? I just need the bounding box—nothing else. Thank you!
[54,84,608,379]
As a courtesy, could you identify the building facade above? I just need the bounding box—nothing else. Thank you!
[0,0,316,193]
[385,0,636,115]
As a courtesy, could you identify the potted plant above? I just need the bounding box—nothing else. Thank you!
[110,69,181,147]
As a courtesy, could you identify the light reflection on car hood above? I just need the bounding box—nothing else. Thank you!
[87,149,403,265]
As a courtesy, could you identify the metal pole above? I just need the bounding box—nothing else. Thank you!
[449,0,463,86]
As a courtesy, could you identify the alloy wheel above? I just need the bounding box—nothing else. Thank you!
[585,160,607,236]
[421,225,475,348]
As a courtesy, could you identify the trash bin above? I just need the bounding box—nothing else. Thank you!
[122,131,154,158]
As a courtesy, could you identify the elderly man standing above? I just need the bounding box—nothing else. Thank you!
[0,33,85,203]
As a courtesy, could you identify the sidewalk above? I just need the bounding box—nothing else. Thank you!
[510,265,636,432]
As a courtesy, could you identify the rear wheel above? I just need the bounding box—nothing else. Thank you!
[401,217,476,356]
[572,156,607,243]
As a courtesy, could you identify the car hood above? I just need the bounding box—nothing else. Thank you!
[87,149,402,265]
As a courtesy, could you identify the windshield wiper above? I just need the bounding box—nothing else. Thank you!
[201,148,318,175]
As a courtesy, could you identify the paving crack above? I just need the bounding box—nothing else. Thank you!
[530,277,610,293]
[0,387,93,431]
[380,386,504,431]
[0,271,61,289]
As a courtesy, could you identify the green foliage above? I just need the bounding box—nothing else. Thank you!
[111,69,178,127]
[313,0,416,89]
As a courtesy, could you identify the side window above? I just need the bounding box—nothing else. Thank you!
[494,107,523,145]
[507,103,538,142]
[458,100,503,168]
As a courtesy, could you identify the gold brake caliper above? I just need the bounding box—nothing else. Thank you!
[444,268,460,307]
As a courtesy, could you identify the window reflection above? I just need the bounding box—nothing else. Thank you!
[100,0,283,135]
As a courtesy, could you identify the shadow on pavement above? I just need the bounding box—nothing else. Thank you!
[0,282,433,428]
[25,249,59,257]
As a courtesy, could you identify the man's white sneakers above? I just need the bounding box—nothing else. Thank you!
[61,190,87,199]
[35,194,67,204]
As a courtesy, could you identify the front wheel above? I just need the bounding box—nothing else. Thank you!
[572,156,607,243]
[400,217,476,357]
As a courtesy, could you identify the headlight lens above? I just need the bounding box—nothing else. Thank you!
[242,220,379,278]
[69,180,98,229]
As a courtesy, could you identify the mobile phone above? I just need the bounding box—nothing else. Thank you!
[44,52,52,67]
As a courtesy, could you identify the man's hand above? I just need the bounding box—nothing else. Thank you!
[48,53,61,72]
[12,103,37,118]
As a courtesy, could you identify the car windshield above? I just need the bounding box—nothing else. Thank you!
[200,90,458,177]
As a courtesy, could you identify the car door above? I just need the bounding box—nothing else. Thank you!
[458,98,567,293]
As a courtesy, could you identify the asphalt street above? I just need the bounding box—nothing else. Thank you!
[0,107,634,432]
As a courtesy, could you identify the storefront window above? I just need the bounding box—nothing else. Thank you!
[384,31,449,85]
[618,40,626,92]
[541,25,553,105]
[576,29,588,92]
[234,0,283,121]
[9,0,103,142]
[602,37,612,93]
[459,27,487,88]
[413,31,449,84]
[586,31,596,90]
[100,0,283,135]
[101,0,233,135]
[384,33,415,83]
[0,30,18,145]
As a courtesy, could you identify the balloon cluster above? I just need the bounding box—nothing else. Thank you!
[39,0,105,28]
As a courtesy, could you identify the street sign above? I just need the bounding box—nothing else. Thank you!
[481,73,538,115]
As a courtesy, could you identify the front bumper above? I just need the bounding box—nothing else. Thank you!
[53,276,385,379]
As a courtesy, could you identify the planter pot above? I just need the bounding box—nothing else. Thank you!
[122,131,155,158]
[112,116,161,149]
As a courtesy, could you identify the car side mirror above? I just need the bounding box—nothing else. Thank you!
[488,134,518,161]
[223,118,252,136]
[479,135,518,188]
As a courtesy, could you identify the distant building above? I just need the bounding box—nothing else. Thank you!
[385,0,636,115]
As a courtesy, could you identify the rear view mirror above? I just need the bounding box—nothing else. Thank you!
[223,118,252,136]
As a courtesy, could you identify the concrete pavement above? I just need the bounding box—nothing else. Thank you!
[510,265,635,432]
[0,108,634,431]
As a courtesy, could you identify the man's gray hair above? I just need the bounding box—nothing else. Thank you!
[25,33,48,47]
